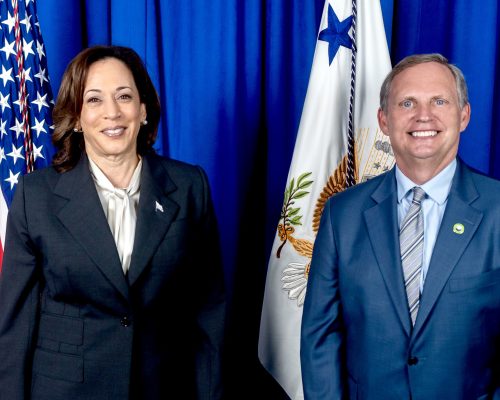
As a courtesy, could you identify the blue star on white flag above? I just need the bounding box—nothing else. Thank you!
[318,4,353,65]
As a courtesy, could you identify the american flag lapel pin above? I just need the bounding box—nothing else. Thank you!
[155,201,164,213]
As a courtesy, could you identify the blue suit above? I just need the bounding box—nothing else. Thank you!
[301,160,500,399]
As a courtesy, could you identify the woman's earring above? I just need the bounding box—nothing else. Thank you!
[141,120,148,126]
[73,127,81,132]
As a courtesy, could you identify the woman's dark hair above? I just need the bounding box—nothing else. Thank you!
[52,45,161,172]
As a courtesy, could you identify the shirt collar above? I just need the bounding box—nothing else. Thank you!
[396,158,456,205]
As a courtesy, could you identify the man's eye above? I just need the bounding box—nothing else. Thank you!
[435,98,446,106]
[401,100,413,108]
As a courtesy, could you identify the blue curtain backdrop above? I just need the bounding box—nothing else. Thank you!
[36,0,500,397]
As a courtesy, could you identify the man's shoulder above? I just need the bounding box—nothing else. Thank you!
[321,169,394,222]
[461,162,500,193]
[333,169,392,203]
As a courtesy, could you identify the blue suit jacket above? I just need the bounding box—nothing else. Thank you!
[0,154,225,400]
[301,160,500,400]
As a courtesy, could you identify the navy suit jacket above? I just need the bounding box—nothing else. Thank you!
[301,160,500,400]
[0,154,225,400]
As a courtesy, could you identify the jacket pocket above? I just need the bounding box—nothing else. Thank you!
[38,312,83,345]
[33,348,83,382]
[449,268,500,292]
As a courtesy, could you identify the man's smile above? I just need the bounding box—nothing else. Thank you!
[409,130,438,137]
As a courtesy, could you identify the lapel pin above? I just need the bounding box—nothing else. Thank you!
[453,223,464,235]
[155,201,164,213]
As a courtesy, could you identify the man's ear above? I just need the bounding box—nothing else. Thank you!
[459,103,471,133]
[377,108,389,136]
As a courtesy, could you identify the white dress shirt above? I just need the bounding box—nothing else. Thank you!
[88,156,142,274]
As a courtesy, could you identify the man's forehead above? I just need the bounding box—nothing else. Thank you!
[393,62,455,84]
[389,63,457,97]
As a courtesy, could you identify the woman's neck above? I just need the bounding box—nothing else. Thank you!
[87,153,140,188]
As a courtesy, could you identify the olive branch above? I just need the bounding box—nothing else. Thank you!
[276,172,313,258]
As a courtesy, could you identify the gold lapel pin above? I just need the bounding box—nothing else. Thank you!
[453,223,464,235]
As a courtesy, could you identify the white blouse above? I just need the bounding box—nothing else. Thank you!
[88,156,142,274]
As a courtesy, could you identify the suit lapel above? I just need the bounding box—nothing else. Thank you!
[413,161,483,336]
[364,170,412,336]
[53,156,129,300]
[127,155,179,286]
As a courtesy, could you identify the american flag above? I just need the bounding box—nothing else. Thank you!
[0,0,54,271]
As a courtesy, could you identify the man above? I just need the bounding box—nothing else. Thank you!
[300,54,500,399]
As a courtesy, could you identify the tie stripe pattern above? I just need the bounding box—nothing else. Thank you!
[400,187,426,326]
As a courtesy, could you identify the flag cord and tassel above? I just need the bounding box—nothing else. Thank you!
[12,0,33,173]
[345,0,357,188]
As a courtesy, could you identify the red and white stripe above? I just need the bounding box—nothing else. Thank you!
[0,192,7,271]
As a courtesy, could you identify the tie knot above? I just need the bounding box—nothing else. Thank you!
[411,187,426,204]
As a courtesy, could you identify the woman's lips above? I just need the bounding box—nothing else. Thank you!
[101,127,125,137]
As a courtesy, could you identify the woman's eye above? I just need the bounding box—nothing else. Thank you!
[87,97,100,103]
[118,94,132,100]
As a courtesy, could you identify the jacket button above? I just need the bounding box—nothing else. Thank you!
[408,356,418,366]
[120,317,131,327]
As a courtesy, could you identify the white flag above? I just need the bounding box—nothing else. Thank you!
[258,1,394,398]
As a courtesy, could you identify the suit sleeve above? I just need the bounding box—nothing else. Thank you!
[0,176,41,400]
[301,199,346,399]
[193,166,225,400]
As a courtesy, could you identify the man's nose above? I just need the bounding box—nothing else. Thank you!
[415,103,433,122]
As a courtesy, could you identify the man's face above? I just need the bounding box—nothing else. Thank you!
[378,62,470,181]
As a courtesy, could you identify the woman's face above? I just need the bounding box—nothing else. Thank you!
[78,57,146,163]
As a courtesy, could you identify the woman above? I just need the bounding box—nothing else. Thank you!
[0,46,225,399]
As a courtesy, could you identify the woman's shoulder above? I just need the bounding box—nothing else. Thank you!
[9,166,60,209]
[145,152,197,169]
[144,153,208,183]
[21,165,59,187]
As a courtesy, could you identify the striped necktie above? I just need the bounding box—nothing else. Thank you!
[400,187,426,326]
